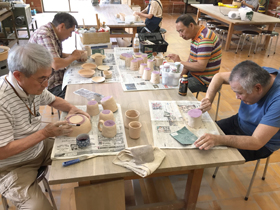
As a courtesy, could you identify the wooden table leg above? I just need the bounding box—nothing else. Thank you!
[184,168,204,210]
[225,23,234,51]
[196,10,201,23]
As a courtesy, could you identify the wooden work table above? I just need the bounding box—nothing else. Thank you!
[191,4,280,51]
[72,4,145,38]
[49,82,245,210]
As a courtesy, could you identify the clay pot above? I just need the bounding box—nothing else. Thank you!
[155,56,163,67]
[137,57,144,66]
[134,52,142,58]
[95,55,103,66]
[128,121,142,139]
[0,46,10,62]
[130,59,139,71]
[141,54,148,63]
[84,46,92,56]
[150,71,160,84]
[86,100,100,116]
[99,110,115,122]
[187,109,202,128]
[125,54,133,67]
[76,133,90,148]
[232,0,242,8]
[101,96,118,112]
[125,109,140,128]
[147,59,154,71]
[98,120,117,138]
[104,70,112,79]
[139,63,147,75]
[142,67,151,80]
[66,114,92,137]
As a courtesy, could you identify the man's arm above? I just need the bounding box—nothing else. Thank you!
[0,121,72,160]
[167,54,209,73]
[199,72,230,112]
[194,124,279,151]
[52,50,83,71]
[49,96,90,119]
[242,0,258,10]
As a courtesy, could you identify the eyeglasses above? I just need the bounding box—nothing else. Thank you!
[32,75,51,85]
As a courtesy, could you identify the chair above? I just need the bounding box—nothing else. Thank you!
[215,25,229,47]
[196,88,221,122]
[51,107,60,119]
[198,16,213,26]
[258,30,279,57]
[1,166,58,210]
[206,21,221,30]
[170,0,186,14]
[212,156,271,200]
[235,30,259,57]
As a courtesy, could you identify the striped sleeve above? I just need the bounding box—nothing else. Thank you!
[0,105,14,147]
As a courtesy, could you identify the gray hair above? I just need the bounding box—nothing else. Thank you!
[8,43,53,77]
[229,60,271,94]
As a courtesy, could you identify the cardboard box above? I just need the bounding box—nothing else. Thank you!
[79,31,110,45]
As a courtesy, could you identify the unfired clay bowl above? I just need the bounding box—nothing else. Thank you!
[91,53,106,60]
[92,76,105,83]
[66,114,92,137]
[81,63,97,70]
[98,65,110,71]
[78,69,95,78]
[104,70,113,79]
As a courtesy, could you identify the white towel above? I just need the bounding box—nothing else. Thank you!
[112,145,166,177]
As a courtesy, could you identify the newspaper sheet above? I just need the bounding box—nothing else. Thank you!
[149,100,227,149]
[51,104,127,160]
[114,48,180,91]
[62,51,120,89]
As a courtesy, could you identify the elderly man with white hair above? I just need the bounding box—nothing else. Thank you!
[0,43,89,210]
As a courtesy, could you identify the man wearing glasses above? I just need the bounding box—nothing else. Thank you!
[29,12,86,99]
[0,43,89,209]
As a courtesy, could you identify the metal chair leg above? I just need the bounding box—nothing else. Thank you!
[1,195,9,210]
[273,35,279,54]
[212,167,220,178]
[235,34,243,54]
[254,35,260,54]
[42,177,58,210]
[267,36,273,57]
[196,91,199,99]
[262,156,270,180]
[241,34,248,51]
[245,159,260,201]
[248,36,255,57]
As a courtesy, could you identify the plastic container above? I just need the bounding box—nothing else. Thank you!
[133,33,140,53]
[162,71,170,85]
[171,72,181,86]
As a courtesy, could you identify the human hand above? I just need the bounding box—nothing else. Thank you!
[198,98,212,113]
[134,11,140,16]
[67,107,91,119]
[78,51,88,62]
[42,121,73,138]
[194,133,219,150]
[71,50,83,61]
[167,54,181,62]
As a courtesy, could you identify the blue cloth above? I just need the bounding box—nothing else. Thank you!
[238,67,280,152]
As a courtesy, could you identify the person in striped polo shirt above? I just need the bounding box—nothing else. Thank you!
[0,43,89,209]
[168,14,222,93]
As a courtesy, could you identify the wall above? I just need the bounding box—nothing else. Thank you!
[26,0,43,13]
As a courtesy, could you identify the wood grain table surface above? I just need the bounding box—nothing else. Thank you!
[191,4,280,51]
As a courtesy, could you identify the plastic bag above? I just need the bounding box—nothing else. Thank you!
[239,7,254,21]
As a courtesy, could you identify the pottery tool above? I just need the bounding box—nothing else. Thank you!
[41,121,80,126]
[82,18,85,29]
[218,2,237,8]
[96,14,100,29]
[62,155,97,167]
